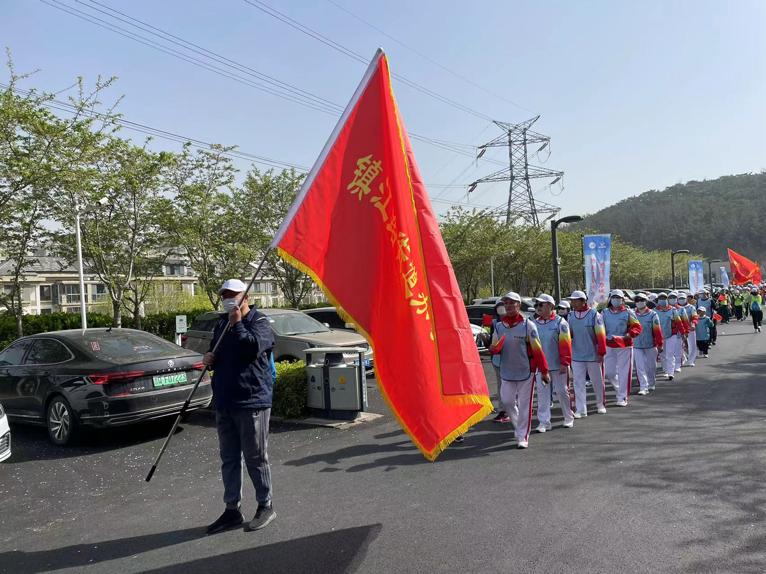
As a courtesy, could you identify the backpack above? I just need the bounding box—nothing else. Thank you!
[751,299,761,313]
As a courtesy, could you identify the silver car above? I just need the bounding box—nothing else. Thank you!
[183,309,374,368]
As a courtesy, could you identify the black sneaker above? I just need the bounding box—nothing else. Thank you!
[245,504,276,532]
[206,508,244,535]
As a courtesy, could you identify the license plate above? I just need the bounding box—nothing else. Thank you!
[152,372,188,388]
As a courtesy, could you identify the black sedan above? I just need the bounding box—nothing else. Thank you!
[0,328,212,445]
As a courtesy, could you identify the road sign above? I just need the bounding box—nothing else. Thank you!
[175,315,187,334]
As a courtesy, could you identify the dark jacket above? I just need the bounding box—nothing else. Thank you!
[208,309,275,409]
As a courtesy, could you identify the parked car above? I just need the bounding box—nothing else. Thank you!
[303,307,356,331]
[0,402,10,462]
[0,328,212,446]
[184,309,374,368]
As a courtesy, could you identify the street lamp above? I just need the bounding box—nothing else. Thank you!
[670,249,690,290]
[74,195,108,331]
[551,215,583,302]
[707,259,723,287]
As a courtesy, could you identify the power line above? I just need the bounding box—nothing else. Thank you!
[324,0,533,114]
[40,0,505,167]
[241,0,495,122]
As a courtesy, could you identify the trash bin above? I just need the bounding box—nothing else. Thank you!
[304,347,368,419]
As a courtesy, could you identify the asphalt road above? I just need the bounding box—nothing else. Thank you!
[1,319,765,574]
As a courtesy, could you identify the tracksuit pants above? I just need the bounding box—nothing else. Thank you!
[696,338,710,355]
[605,347,633,403]
[572,360,606,414]
[659,335,678,376]
[633,347,658,391]
[685,331,698,365]
[500,375,535,444]
[535,370,574,426]
[674,333,686,371]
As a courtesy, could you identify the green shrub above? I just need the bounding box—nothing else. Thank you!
[272,360,307,419]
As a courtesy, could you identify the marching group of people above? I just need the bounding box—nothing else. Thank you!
[482,283,766,449]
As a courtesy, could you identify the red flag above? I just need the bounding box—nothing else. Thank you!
[727,248,762,285]
[272,49,492,460]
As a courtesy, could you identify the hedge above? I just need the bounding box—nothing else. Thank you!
[272,360,308,419]
[0,308,215,349]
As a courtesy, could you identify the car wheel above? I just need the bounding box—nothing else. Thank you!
[46,396,79,446]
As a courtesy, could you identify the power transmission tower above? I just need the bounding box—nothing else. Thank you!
[468,116,563,225]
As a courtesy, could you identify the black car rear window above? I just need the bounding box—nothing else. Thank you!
[73,331,185,364]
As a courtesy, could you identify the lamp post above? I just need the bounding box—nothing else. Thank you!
[552,215,584,302]
[707,259,723,287]
[490,257,495,297]
[74,199,88,330]
[671,249,690,290]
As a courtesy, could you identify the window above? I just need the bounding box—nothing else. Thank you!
[40,308,52,315]
[95,284,107,295]
[62,284,80,296]
[39,285,52,301]
[74,330,183,365]
[0,340,33,366]
[166,264,184,276]
[25,339,72,364]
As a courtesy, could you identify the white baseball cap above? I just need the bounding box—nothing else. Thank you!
[534,293,556,305]
[557,300,571,309]
[568,290,587,300]
[634,292,649,301]
[218,278,247,294]
[501,291,522,303]
[609,289,625,299]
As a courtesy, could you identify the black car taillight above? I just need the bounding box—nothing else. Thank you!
[88,370,146,385]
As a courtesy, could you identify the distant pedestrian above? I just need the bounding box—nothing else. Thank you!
[531,294,574,432]
[490,300,514,424]
[567,290,608,417]
[632,293,664,395]
[204,279,277,535]
[750,289,763,333]
[489,292,550,449]
[602,290,642,407]
[670,292,690,373]
[679,292,699,367]
[695,308,713,357]
[654,293,683,380]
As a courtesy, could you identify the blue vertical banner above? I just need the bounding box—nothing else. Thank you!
[720,266,730,288]
[688,260,704,294]
[583,234,611,305]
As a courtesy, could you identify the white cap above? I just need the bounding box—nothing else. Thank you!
[668,291,679,298]
[609,289,625,299]
[697,306,706,312]
[648,293,658,301]
[501,291,522,303]
[218,278,247,294]
[634,292,649,301]
[568,290,587,300]
[535,293,556,305]
[557,300,571,309]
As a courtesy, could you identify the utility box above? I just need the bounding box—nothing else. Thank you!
[303,347,367,419]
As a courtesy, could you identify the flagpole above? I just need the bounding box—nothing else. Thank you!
[145,249,271,482]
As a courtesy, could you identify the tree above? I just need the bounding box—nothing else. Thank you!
[53,138,171,327]
[239,167,312,307]
[164,143,263,308]
[0,56,119,335]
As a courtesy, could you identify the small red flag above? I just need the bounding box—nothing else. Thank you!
[727,248,762,285]
[272,50,492,460]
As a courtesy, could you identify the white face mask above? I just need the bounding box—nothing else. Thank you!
[610,297,622,307]
[668,297,677,305]
[222,297,241,313]
[658,298,668,306]
[557,308,568,316]
[678,298,687,305]
[636,301,647,310]
[496,305,507,317]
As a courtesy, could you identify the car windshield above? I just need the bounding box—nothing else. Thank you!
[72,330,185,364]
[268,313,330,336]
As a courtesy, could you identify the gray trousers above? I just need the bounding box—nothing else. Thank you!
[215,407,272,508]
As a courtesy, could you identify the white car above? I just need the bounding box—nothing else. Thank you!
[0,402,10,462]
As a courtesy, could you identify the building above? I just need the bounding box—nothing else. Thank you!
[0,253,325,316]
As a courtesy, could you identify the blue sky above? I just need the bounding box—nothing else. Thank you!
[5,0,765,218]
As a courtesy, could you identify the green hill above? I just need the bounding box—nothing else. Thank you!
[577,172,766,263]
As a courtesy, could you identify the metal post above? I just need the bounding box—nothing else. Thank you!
[490,257,495,297]
[580,233,586,288]
[74,202,88,330]
[551,221,561,302]
[671,252,677,290]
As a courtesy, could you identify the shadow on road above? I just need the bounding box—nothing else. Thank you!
[0,524,382,574]
[141,524,382,574]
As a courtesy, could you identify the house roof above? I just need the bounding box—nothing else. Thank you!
[0,256,78,275]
